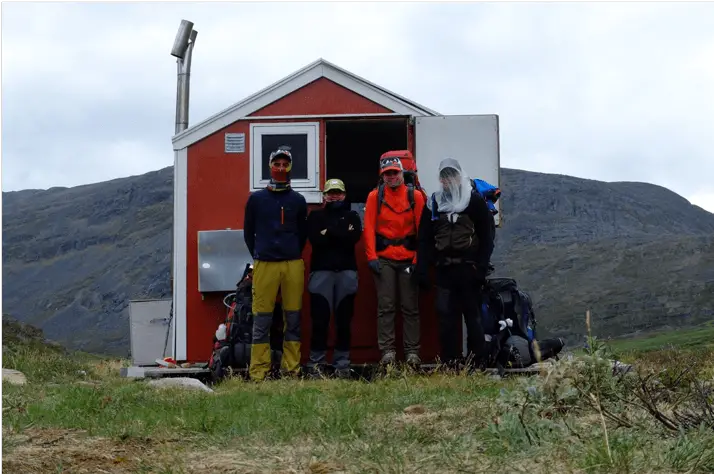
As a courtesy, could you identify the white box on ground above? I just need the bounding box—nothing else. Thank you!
[129,298,174,366]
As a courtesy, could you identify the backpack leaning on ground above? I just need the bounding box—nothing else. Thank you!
[208,264,255,382]
[208,264,284,382]
[480,277,565,375]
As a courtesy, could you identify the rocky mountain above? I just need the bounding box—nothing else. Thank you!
[3,167,713,356]
[2,168,173,355]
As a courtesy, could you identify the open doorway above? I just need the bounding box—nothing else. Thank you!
[325,118,409,206]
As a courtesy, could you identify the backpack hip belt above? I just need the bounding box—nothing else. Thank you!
[435,256,476,266]
[375,233,417,252]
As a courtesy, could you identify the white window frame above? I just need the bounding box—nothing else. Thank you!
[249,122,321,201]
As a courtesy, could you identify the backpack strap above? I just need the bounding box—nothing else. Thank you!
[377,182,416,216]
[375,182,419,253]
[376,182,385,216]
[511,289,523,330]
[519,290,536,340]
[407,183,416,229]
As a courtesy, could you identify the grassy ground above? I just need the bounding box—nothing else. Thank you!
[4,322,714,473]
[606,323,714,355]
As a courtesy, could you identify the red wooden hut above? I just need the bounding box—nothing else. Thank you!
[169,58,501,364]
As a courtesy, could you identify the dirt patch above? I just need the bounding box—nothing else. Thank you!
[179,443,328,474]
[3,429,341,474]
[403,404,427,415]
[391,403,493,434]
[2,428,172,473]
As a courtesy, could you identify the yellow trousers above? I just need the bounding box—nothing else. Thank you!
[250,259,305,381]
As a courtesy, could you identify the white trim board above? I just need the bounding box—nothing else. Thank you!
[172,147,188,361]
[171,58,439,151]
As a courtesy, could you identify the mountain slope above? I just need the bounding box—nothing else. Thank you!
[493,235,714,342]
[3,167,713,355]
[496,168,714,245]
[2,168,173,355]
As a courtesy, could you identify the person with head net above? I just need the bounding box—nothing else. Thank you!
[416,158,495,371]
[243,145,308,381]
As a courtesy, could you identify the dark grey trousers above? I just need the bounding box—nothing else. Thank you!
[307,270,359,370]
[373,257,420,355]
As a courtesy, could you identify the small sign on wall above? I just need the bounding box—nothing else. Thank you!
[225,133,246,153]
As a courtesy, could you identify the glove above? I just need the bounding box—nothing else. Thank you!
[368,259,381,275]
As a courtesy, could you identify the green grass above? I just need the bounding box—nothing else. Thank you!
[3,321,714,473]
[606,323,714,355]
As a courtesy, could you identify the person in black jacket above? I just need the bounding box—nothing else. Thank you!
[416,158,495,370]
[306,178,362,378]
[243,146,308,381]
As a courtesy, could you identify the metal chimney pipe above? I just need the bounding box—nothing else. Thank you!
[175,28,197,134]
[171,20,194,58]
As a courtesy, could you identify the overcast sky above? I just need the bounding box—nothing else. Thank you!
[3,2,713,212]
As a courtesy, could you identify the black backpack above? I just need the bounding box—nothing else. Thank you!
[208,264,284,382]
[482,278,537,341]
[480,278,564,374]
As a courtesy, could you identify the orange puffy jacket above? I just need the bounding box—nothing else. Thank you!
[363,184,426,264]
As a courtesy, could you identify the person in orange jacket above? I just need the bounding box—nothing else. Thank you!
[363,156,426,366]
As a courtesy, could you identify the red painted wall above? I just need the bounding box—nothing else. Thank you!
[184,77,444,364]
[249,78,392,116]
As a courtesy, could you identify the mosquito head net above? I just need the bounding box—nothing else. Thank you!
[431,158,472,214]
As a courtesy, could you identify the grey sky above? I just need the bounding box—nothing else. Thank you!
[3,2,713,212]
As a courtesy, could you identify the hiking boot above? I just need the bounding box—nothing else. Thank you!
[334,367,352,380]
[306,365,326,380]
[380,351,396,365]
[406,353,421,367]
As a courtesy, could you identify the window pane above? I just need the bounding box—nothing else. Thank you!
[261,133,308,180]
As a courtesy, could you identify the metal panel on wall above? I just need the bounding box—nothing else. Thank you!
[129,299,173,366]
[197,229,253,292]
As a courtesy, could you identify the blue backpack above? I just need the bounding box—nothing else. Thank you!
[471,178,501,216]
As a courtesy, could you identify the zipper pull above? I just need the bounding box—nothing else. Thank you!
[281,206,284,225]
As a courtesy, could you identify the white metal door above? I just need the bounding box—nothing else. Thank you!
[414,114,501,225]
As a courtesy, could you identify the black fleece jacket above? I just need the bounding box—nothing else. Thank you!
[307,201,362,272]
[416,189,495,278]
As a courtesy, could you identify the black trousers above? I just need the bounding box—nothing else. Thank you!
[435,264,486,366]
[308,270,358,370]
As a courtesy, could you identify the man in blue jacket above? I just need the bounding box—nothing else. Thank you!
[243,146,308,381]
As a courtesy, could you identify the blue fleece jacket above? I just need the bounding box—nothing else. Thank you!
[243,188,308,261]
